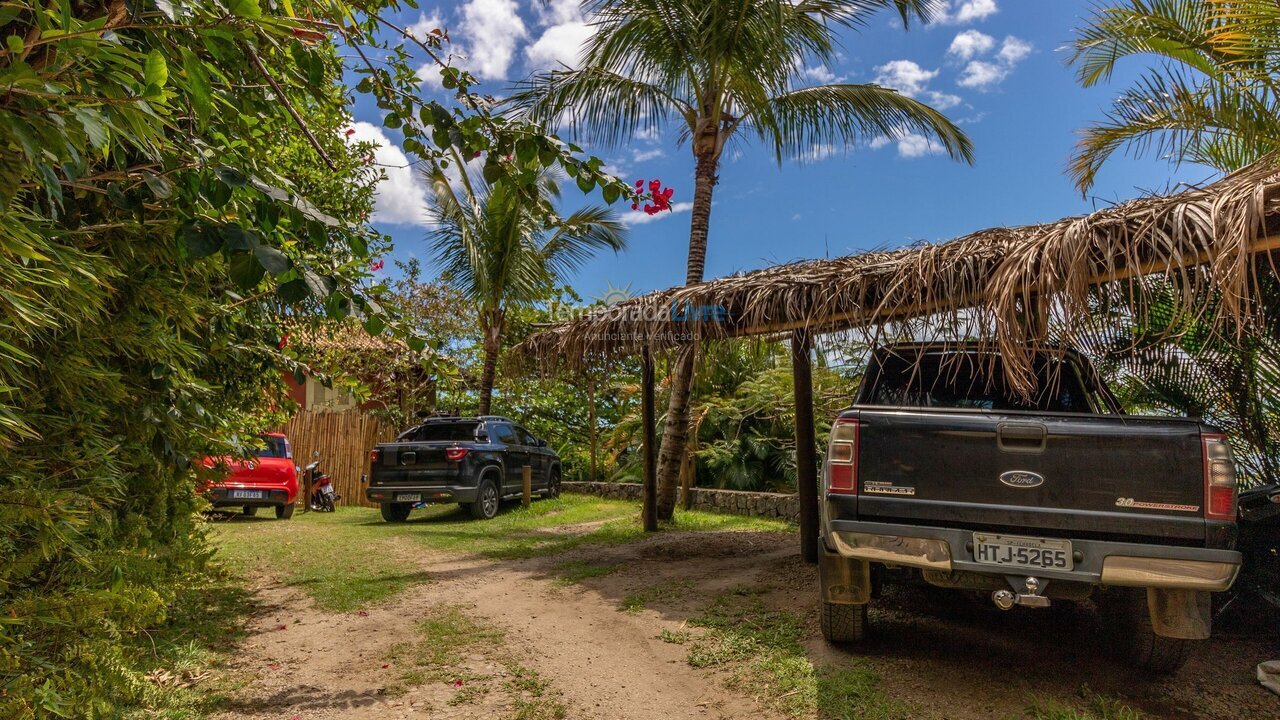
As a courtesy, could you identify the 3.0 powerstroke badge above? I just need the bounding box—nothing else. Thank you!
[863,481,916,496]
[1115,497,1200,512]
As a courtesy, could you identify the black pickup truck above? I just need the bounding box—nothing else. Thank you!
[366,416,561,521]
[819,343,1241,673]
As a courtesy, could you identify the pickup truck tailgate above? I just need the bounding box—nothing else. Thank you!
[853,409,1207,542]
[373,442,461,484]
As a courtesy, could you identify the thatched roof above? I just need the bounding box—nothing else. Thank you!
[516,158,1280,387]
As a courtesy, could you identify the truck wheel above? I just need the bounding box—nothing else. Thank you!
[820,601,868,643]
[1102,588,1194,674]
[470,478,500,520]
[541,469,561,499]
[242,506,258,517]
[275,503,294,520]
[380,502,411,522]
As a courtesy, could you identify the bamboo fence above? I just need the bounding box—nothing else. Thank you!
[277,410,397,508]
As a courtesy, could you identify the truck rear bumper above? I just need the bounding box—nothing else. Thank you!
[826,520,1240,592]
[366,485,479,504]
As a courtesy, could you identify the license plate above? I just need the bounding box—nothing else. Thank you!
[973,533,1073,571]
[230,489,265,500]
[397,493,422,502]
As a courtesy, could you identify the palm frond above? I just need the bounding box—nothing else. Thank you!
[754,83,974,164]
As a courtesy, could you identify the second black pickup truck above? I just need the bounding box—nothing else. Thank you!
[819,343,1242,673]
[366,416,561,521]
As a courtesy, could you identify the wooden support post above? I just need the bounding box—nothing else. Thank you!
[522,465,532,509]
[641,345,658,532]
[792,329,819,564]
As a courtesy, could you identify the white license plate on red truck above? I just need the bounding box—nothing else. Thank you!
[973,533,1073,571]
[230,490,265,500]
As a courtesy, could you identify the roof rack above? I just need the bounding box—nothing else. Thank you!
[477,415,513,423]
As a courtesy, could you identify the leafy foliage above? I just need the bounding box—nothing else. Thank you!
[427,167,626,414]
[1069,0,1280,189]
[0,0,632,714]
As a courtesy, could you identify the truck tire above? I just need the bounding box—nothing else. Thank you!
[1102,588,1194,674]
[380,502,411,522]
[275,503,294,520]
[541,469,561,499]
[470,477,500,520]
[820,601,868,643]
[242,506,258,517]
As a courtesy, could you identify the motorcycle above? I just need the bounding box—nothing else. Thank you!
[306,451,340,512]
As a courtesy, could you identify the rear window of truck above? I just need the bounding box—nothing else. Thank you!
[862,351,1098,413]
[397,421,481,442]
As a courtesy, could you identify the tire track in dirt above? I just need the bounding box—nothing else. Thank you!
[213,533,790,720]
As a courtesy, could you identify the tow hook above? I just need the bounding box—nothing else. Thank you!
[991,576,1051,610]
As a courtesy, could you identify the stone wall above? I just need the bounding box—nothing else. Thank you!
[562,481,799,523]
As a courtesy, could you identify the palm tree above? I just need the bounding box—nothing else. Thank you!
[514,0,973,519]
[427,166,627,415]
[1069,0,1280,191]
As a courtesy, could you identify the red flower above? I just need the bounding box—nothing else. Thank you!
[369,260,385,272]
[630,178,675,216]
[345,128,356,137]
[278,334,290,349]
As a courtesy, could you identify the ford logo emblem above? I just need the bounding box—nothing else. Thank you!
[1000,470,1044,488]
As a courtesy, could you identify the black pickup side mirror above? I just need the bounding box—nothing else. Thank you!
[536,439,548,448]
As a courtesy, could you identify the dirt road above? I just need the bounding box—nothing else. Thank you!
[213,528,1278,720]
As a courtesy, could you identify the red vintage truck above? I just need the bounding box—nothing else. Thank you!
[203,432,299,519]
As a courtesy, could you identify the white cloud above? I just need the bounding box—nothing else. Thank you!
[535,0,582,26]
[945,0,998,24]
[632,147,665,162]
[405,12,445,42]
[956,36,1031,90]
[457,0,527,80]
[526,21,593,69]
[346,122,431,227]
[896,133,946,158]
[867,132,946,159]
[800,65,839,84]
[872,59,937,97]
[997,36,1033,65]
[957,60,1006,88]
[802,144,843,162]
[947,30,994,61]
[621,201,693,226]
[925,90,963,110]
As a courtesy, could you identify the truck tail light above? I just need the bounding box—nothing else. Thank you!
[445,447,470,462]
[1202,433,1237,521]
[369,449,381,464]
[827,418,859,495]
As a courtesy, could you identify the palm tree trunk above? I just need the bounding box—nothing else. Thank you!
[655,151,718,520]
[477,309,504,415]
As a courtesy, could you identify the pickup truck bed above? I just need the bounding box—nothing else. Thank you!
[818,344,1241,673]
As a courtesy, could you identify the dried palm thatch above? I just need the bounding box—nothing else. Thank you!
[516,158,1280,393]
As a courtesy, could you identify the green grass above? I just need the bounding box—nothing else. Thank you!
[211,510,429,611]
[1027,692,1147,720]
[384,605,566,718]
[211,494,791,611]
[120,571,259,719]
[621,578,694,613]
[551,559,621,587]
[683,585,911,720]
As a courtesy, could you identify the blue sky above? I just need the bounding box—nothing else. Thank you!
[349,0,1214,302]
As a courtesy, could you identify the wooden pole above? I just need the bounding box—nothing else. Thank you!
[641,345,658,532]
[792,329,819,564]
[522,465,532,509]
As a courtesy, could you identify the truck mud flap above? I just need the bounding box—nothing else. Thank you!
[820,545,871,605]
[1149,588,1212,640]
